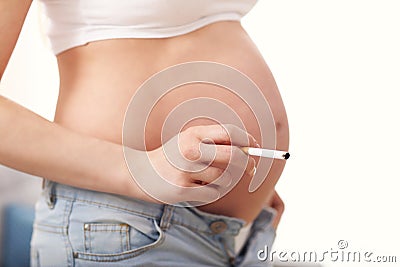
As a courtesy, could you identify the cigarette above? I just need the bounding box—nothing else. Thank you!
[241,147,290,160]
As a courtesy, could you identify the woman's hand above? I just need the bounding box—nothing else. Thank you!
[127,124,258,205]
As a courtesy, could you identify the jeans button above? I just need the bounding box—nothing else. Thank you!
[210,221,228,234]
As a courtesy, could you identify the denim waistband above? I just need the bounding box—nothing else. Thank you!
[42,181,275,237]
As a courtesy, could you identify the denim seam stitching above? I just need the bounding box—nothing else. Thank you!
[34,222,65,229]
[84,227,89,252]
[53,195,157,219]
[120,227,124,252]
[160,205,174,230]
[32,226,64,234]
[63,199,75,267]
[125,226,129,251]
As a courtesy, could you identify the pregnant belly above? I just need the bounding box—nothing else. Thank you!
[54,21,289,222]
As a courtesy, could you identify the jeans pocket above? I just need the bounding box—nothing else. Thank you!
[83,223,130,254]
[74,218,165,262]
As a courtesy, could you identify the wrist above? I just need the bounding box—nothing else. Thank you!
[113,144,160,202]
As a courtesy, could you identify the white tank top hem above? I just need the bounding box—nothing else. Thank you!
[38,0,258,55]
[52,13,242,55]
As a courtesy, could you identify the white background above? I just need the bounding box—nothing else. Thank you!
[1,1,399,266]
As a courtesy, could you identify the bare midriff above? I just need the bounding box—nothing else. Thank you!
[54,21,289,223]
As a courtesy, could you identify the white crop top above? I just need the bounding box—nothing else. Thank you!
[39,0,258,55]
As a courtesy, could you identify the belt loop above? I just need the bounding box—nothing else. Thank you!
[160,205,175,231]
[43,179,56,209]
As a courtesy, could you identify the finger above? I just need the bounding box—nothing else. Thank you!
[222,124,257,148]
[189,166,228,185]
[197,143,256,187]
[198,143,231,168]
[193,124,257,147]
[199,143,255,170]
[135,166,221,205]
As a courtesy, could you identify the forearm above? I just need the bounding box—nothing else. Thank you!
[0,95,148,199]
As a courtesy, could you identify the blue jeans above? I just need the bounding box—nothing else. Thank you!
[30,181,276,266]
